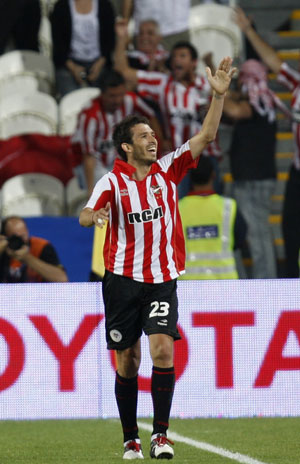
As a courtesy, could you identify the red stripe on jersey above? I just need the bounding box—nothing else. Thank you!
[150,173,173,280]
[139,179,154,283]
[138,77,162,86]
[115,173,135,279]
[165,179,179,272]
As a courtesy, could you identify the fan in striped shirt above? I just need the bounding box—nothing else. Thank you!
[79,57,236,460]
[114,19,222,198]
[71,69,162,196]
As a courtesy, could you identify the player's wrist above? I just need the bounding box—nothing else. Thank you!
[213,91,225,99]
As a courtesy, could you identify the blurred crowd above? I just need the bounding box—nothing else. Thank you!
[0,0,299,281]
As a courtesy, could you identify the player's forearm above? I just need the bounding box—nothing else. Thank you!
[23,254,68,282]
[189,92,224,159]
[79,207,95,227]
[244,26,282,74]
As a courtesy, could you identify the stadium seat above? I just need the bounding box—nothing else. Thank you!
[0,92,58,139]
[65,176,88,217]
[58,87,100,135]
[0,75,39,99]
[189,4,242,73]
[0,50,55,95]
[1,173,65,217]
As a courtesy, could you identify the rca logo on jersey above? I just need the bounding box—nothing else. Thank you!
[128,206,163,224]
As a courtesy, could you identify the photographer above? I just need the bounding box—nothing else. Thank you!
[0,216,68,283]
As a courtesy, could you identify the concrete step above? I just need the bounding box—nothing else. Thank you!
[291,10,300,30]
[262,30,300,49]
[239,0,300,9]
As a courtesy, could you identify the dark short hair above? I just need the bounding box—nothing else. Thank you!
[171,41,198,61]
[190,155,214,185]
[98,69,125,92]
[112,115,151,161]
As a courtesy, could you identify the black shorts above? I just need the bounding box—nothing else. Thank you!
[102,270,181,350]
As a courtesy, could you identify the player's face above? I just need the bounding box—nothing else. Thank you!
[129,123,158,165]
[101,84,126,113]
[136,22,161,54]
[170,47,197,81]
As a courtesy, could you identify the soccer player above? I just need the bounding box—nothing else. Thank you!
[79,56,236,460]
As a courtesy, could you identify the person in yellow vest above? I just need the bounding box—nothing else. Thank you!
[179,155,247,279]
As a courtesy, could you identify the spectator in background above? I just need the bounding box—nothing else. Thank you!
[223,58,291,278]
[234,6,300,278]
[71,69,162,196]
[0,0,41,55]
[121,0,191,50]
[50,0,116,98]
[127,19,169,73]
[179,155,246,279]
[0,216,68,283]
[114,19,222,198]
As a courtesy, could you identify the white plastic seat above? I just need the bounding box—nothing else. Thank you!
[58,87,100,135]
[0,50,55,94]
[65,177,88,217]
[189,4,242,74]
[0,91,58,139]
[1,173,65,217]
[0,75,39,99]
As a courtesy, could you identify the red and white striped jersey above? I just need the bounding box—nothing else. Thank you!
[136,70,221,157]
[71,92,155,177]
[277,62,300,169]
[86,141,197,283]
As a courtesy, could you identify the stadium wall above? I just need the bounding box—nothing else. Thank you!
[0,280,299,420]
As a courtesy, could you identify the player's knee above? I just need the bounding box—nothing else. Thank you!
[151,343,173,367]
[117,346,141,377]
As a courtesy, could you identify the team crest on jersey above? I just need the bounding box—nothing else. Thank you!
[120,188,129,196]
[151,184,163,199]
[128,206,163,224]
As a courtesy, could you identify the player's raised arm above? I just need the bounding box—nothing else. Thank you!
[189,57,236,160]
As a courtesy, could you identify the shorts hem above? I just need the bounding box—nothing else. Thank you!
[144,328,181,341]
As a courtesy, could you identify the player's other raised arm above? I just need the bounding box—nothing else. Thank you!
[189,57,236,160]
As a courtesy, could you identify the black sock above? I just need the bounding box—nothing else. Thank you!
[151,366,175,436]
[115,371,139,442]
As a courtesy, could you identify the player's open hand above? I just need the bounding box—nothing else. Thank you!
[205,57,237,96]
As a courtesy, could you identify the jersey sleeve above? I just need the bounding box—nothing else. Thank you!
[277,62,300,92]
[158,141,198,185]
[85,174,113,210]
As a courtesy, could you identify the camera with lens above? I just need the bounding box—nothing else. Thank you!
[7,235,25,251]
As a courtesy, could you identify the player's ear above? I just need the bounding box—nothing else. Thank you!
[121,142,131,154]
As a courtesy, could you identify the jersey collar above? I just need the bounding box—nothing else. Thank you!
[113,159,162,178]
